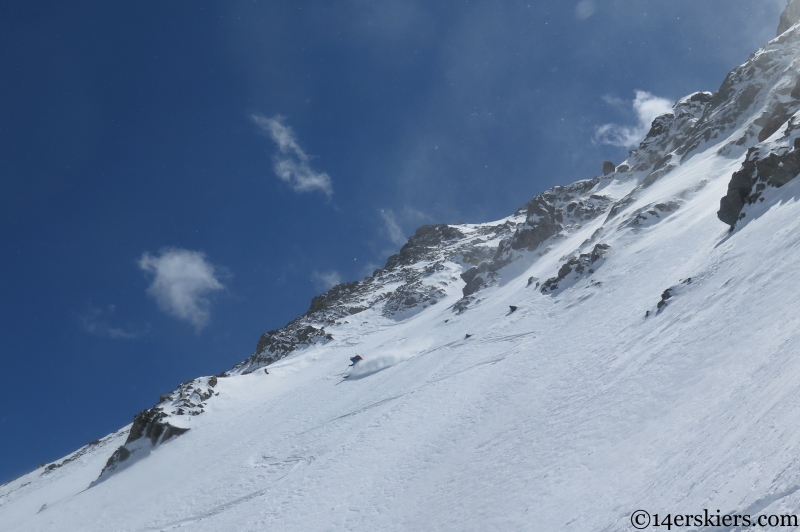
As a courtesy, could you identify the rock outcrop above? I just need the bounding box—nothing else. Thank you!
[718,112,800,227]
[480,179,612,276]
[778,0,800,36]
[539,244,610,295]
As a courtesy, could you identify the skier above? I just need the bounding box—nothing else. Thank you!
[349,355,363,367]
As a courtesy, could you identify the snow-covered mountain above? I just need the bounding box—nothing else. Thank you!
[6,3,800,530]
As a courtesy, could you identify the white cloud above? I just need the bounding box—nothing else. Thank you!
[139,248,225,332]
[311,270,342,291]
[594,90,673,149]
[575,0,596,20]
[252,115,333,197]
[380,209,407,247]
[80,305,143,339]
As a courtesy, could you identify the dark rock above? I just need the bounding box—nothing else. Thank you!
[208,376,217,388]
[778,0,800,36]
[654,279,692,313]
[654,201,680,213]
[103,445,130,468]
[240,324,329,370]
[453,298,472,314]
[509,306,518,313]
[496,179,609,258]
[757,150,800,187]
[308,282,360,314]
[718,127,800,227]
[540,244,610,294]
[127,408,190,446]
[718,151,758,226]
[384,225,464,270]
[465,334,472,339]
[758,103,792,142]
[383,280,446,316]
[602,161,616,175]
[462,275,484,297]
[461,263,488,285]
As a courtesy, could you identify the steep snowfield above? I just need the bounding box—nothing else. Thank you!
[6,15,800,532]
[5,141,800,532]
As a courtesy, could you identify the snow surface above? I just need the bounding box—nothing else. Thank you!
[6,23,800,532]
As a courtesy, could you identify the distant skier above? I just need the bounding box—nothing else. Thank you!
[349,355,363,367]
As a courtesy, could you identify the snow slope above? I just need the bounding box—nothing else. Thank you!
[5,8,800,532]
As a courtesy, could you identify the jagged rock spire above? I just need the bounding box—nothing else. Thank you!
[778,0,800,36]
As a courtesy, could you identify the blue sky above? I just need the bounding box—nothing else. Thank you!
[0,0,785,483]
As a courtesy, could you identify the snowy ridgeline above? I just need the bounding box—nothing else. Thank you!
[6,5,800,532]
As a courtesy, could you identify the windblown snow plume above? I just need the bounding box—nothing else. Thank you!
[346,351,413,380]
[595,90,673,148]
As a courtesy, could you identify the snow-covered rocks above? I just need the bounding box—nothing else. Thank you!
[539,243,609,295]
[718,111,800,227]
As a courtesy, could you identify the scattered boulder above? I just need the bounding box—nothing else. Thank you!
[602,161,616,175]
[509,306,518,313]
[647,278,693,316]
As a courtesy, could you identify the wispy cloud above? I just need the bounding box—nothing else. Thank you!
[80,305,144,339]
[252,115,333,198]
[378,206,430,250]
[575,0,597,20]
[379,209,407,247]
[139,248,225,332]
[311,270,342,291]
[594,91,673,149]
